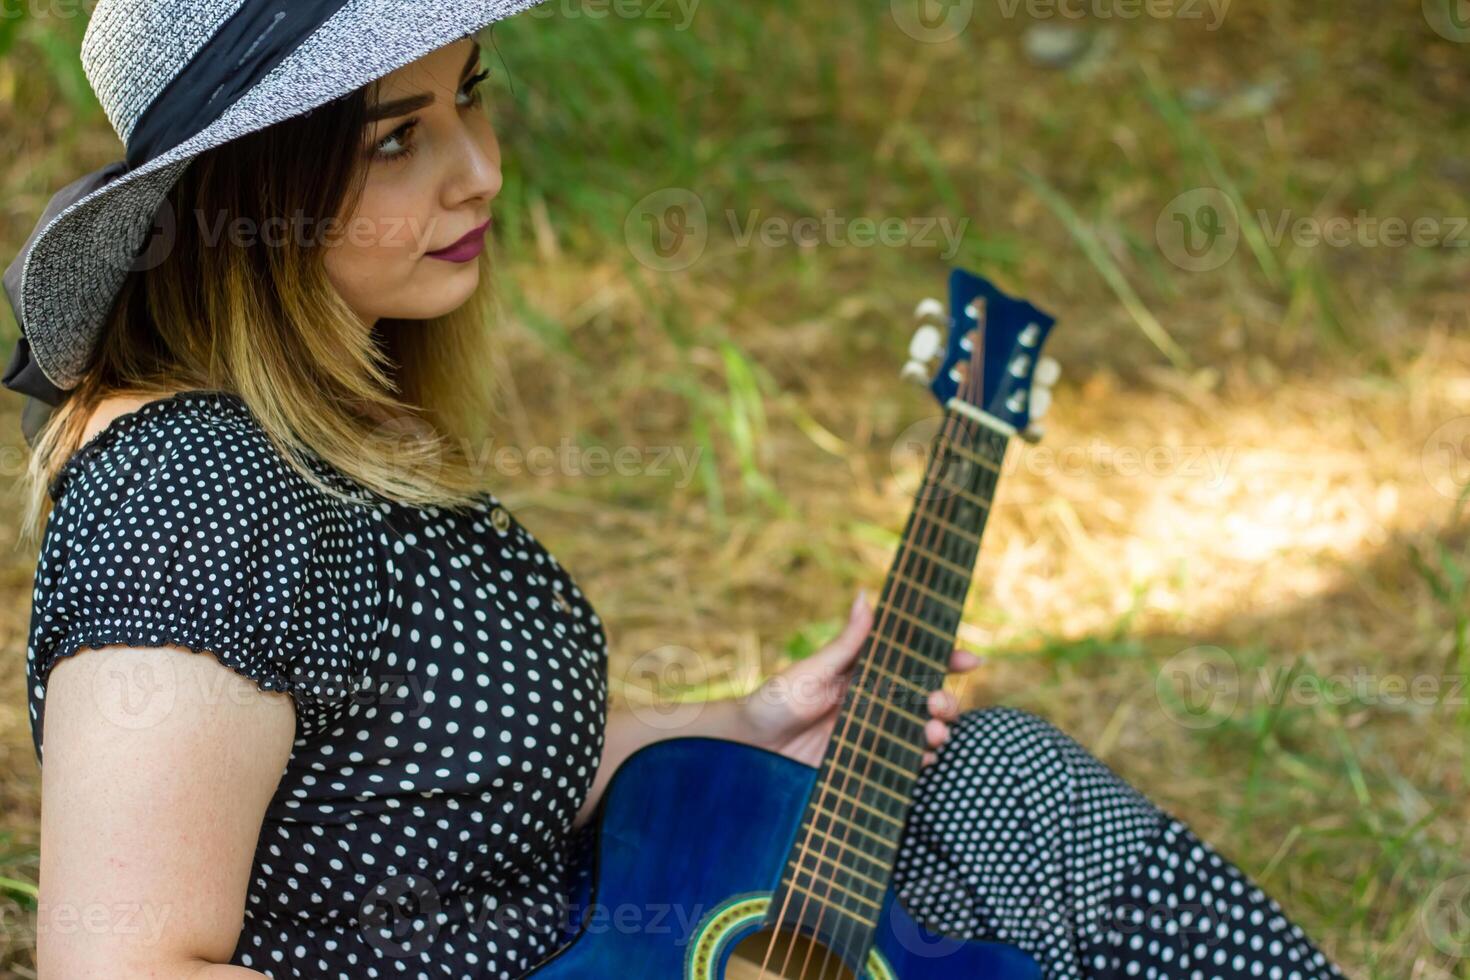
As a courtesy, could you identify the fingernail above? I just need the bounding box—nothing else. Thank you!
[853,588,867,614]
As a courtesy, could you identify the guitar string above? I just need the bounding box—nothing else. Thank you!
[803,389,998,980]
[754,402,976,980]
[760,404,975,980]
[786,343,993,980]
[756,336,994,979]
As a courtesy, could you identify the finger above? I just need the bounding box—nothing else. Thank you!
[950,648,983,672]
[927,688,959,722]
[811,589,875,672]
[922,750,937,767]
[925,717,949,749]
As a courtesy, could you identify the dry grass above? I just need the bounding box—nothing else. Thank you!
[2,0,1468,976]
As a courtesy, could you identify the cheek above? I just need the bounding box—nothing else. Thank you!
[344,179,435,260]
[323,181,430,286]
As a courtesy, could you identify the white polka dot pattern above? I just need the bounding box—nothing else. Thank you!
[892,707,1348,980]
[24,390,610,978]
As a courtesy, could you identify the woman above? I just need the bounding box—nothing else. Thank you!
[7,3,1347,979]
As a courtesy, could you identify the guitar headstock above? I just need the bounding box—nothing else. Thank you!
[903,268,1059,441]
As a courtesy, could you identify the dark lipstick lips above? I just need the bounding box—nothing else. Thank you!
[427,217,491,258]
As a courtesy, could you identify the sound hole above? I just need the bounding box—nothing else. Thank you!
[724,926,859,979]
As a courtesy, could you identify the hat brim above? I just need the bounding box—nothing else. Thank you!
[17,0,549,391]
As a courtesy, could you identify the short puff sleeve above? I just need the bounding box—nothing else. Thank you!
[25,395,384,762]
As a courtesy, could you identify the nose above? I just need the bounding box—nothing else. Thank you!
[445,122,502,209]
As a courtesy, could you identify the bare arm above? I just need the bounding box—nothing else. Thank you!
[37,644,296,979]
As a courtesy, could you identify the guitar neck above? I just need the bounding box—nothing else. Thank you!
[765,403,1010,958]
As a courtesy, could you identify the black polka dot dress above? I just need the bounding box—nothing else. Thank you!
[25,390,609,978]
[25,390,1348,980]
[889,707,1350,980]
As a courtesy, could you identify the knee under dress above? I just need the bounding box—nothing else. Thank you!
[24,390,1347,979]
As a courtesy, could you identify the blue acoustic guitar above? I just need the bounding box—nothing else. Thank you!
[531,268,1060,979]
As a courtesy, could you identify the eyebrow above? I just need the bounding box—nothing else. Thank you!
[366,42,482,122]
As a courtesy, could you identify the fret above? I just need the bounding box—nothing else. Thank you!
[863,631,949,680]
[898,541,972,580]
[775,880,881,934]
[873,602,958,649]
[862,662,932,700]
[839,711,924,757]
[851,659,938,710]
[852,674,932,715]
[829,740,917,787]
[831,736,921,784]
[930,478,993,511]
[810,785,906,829]
[934,433,1002,473]
[825,756,911,804]
[845,690,929,730]
[831,723,924,793]
[786,865,884,911]
[792,835,891,892]
[858,640,946,702]
[887,572,966,615]
[909,506,983,544]
[765,276,1043,965]
[809,806,902,849]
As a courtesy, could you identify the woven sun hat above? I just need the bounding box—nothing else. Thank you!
[2,0,547,447]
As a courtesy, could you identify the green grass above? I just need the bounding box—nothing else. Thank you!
[2,2,1468,977]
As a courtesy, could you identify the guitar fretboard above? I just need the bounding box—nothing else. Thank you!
[762,403,1009,970]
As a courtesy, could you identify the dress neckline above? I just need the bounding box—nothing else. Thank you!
[48,389,245,502]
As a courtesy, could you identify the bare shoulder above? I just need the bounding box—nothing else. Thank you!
[77,391,179,447]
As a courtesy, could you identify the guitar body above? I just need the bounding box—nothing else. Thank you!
[532,736,1041,979]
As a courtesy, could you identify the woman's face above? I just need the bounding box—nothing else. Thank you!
[323,38,501,328]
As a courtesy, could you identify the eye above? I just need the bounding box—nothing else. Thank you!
[372,70,493,163]
[375,120,418,162]
[458,68,492,108]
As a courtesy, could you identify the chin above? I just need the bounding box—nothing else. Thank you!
[409,265,482,316]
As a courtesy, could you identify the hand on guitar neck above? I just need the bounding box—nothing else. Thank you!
[737,588,984,770]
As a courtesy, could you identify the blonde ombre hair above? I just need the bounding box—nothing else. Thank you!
[19,77,506,539]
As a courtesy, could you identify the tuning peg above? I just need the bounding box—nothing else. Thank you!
[1030,387,1053,420]
[913,298,946,327]
[902,323,943,385]
[1034,356,1061,388]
